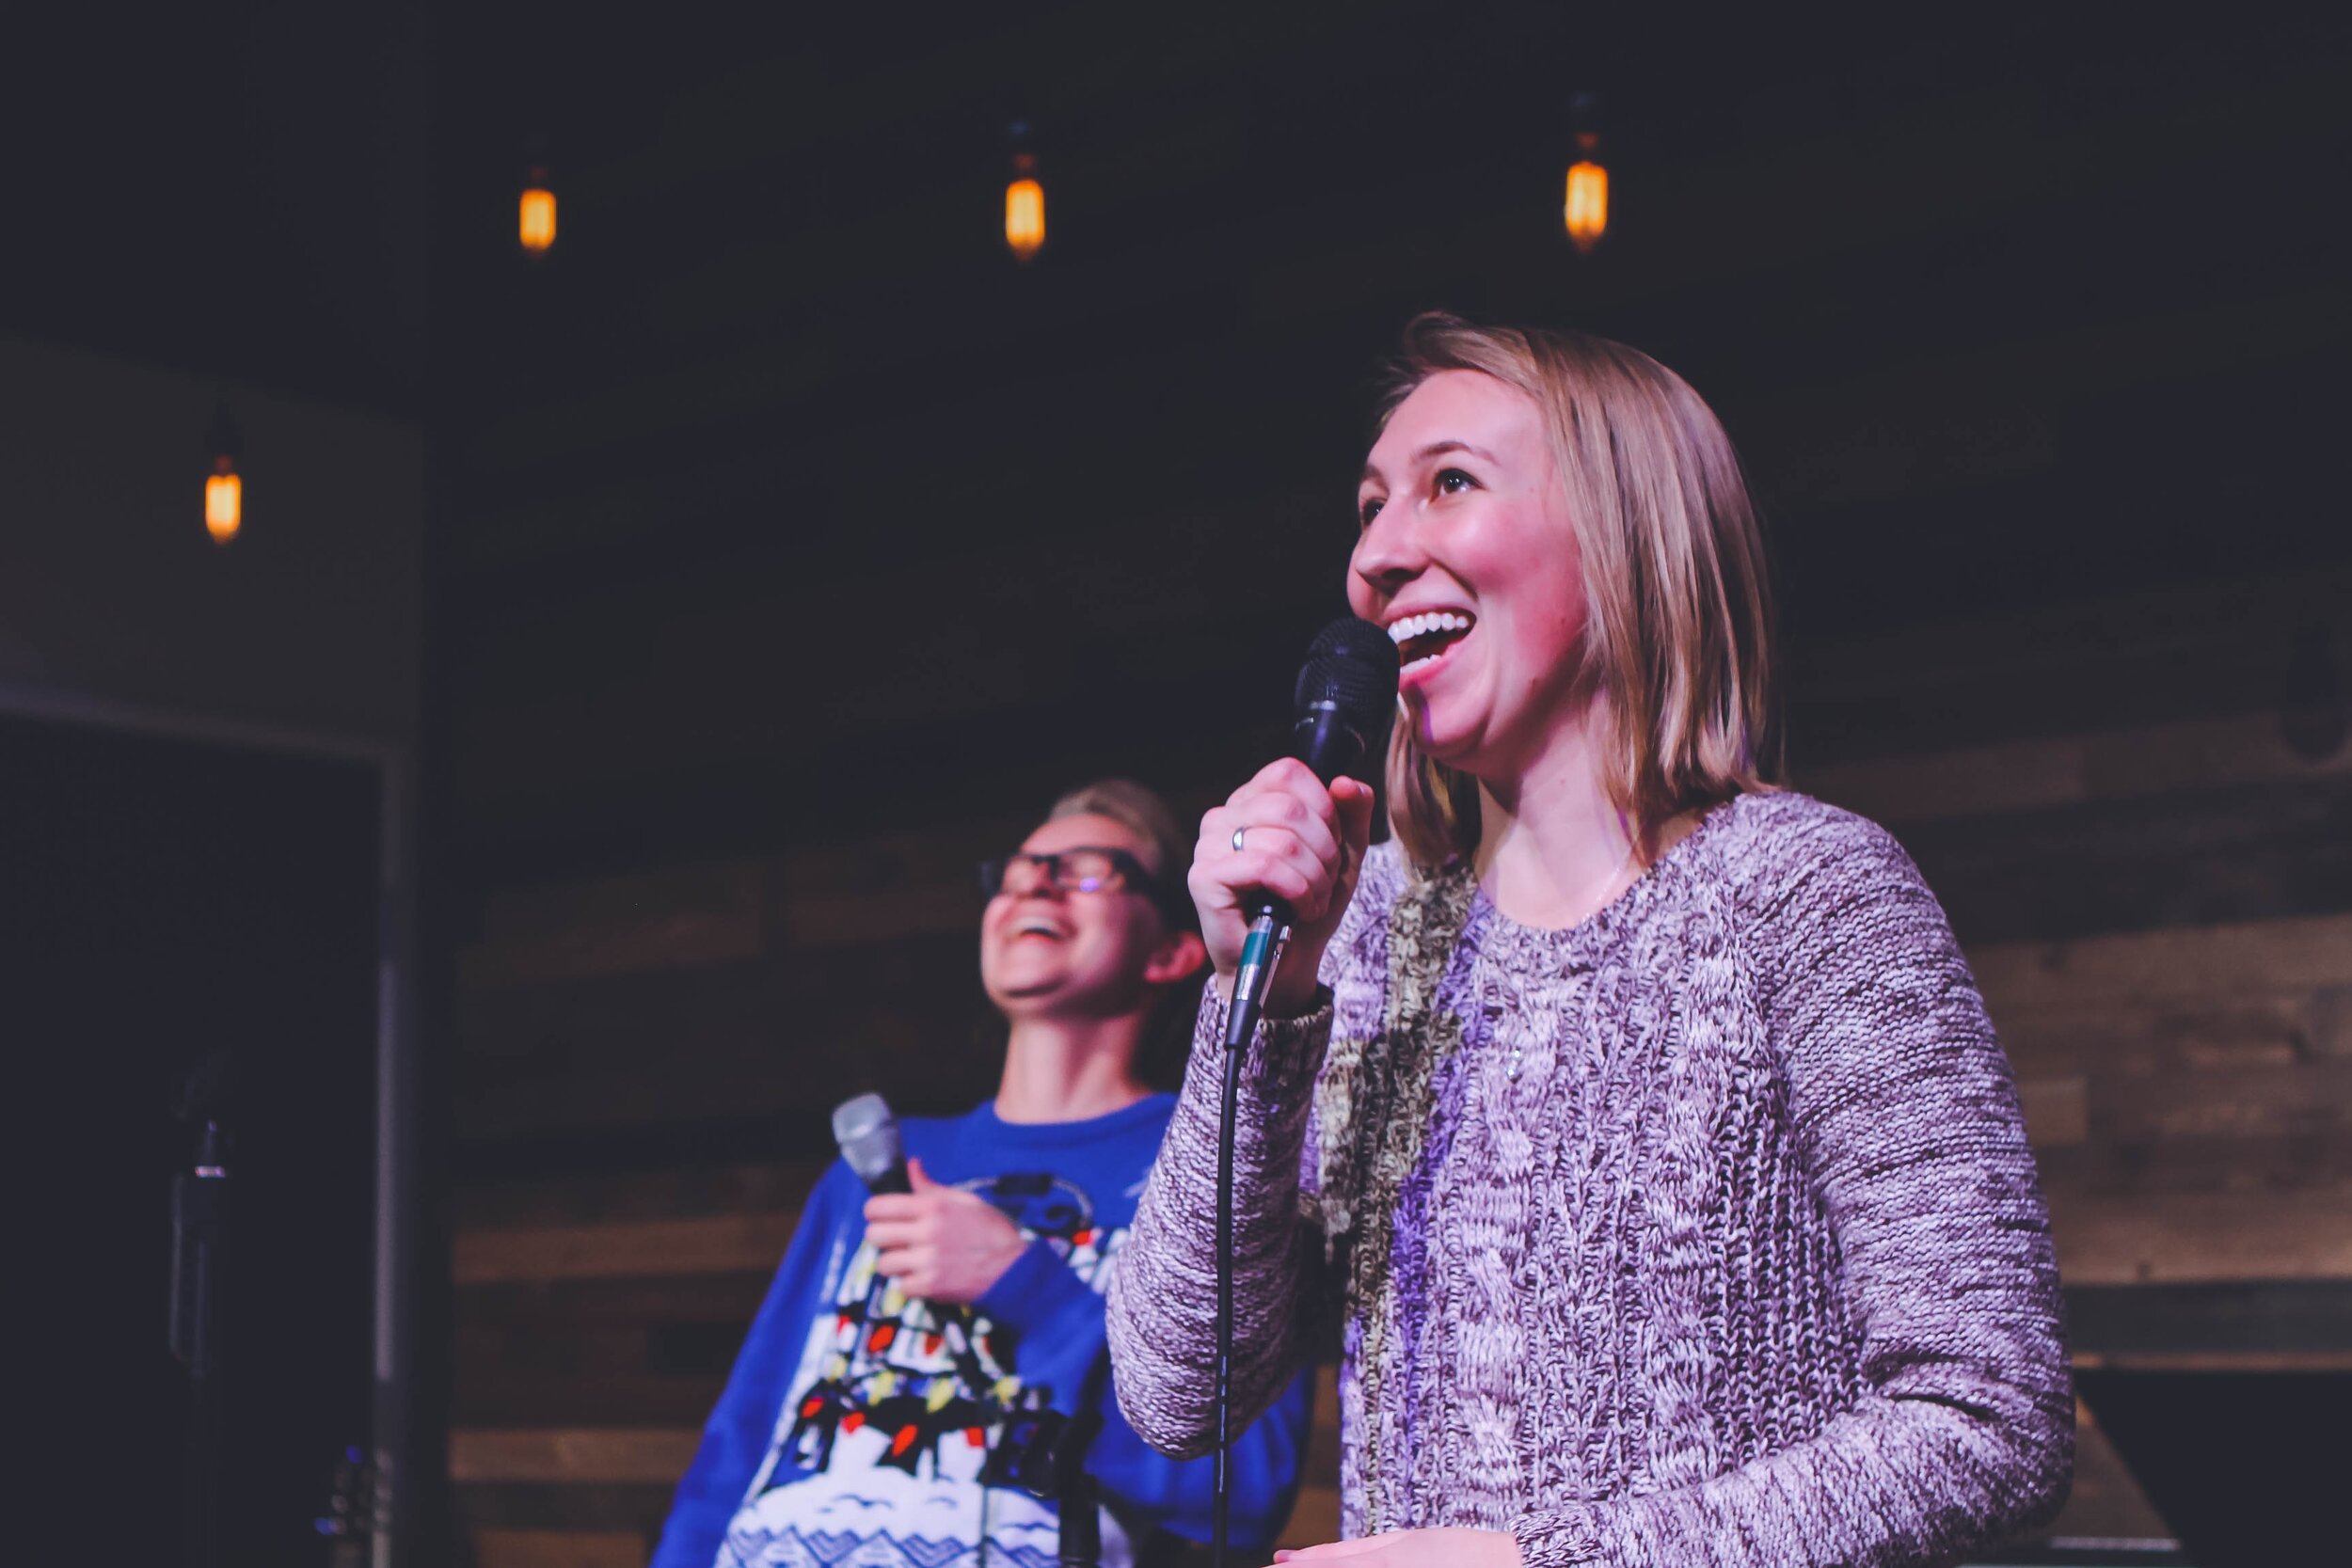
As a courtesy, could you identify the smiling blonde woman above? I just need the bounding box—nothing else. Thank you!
[1107,315,2073,1568]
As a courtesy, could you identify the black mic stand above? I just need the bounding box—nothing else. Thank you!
[1051,1409,1105,1568]
[168,1053,233,1568]
[997,1400,1104,1568]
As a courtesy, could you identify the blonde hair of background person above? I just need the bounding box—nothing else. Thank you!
[1048,778,1198,912]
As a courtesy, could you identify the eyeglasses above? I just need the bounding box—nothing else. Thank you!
[977,847,1189,924]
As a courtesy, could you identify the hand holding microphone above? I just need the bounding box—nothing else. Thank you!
[1190,617,1399,1028]
[832,1094,1005,1412]
[865,1157,1026,1305]
[834,1093,1025,1307]
[1195,763,1375,1016]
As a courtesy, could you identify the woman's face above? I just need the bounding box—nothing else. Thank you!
[1349,369,1589,781]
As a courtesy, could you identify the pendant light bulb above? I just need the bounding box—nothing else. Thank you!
[1563,93,1609,254]
[520,166,556,254]
[204,400,243,546]
[1005,122,1044,261]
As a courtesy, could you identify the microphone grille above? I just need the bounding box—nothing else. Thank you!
[1295,615,1401,725]
[832,1092,903,1187]
[832,1091,889,1143]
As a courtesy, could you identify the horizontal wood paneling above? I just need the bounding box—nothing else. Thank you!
[456,1162,830,1232]
[1801,711,2352,826]
[454,1482,679,1544]
[1784,572,2350,766]
[464,862,767,990]
[456,1368,723,1429]
[2045,1189,2352,1287]
[459,1274,775,1330]
[453,1183,2352,1301]
[2035,1135,2352,1207]
[453,1428,703,1486]
[456,1213,803,1287]
[1998,993,2331,1077]
[455,711,2349,1006]
[450,907,2352,1285]
[474,1528,646,1568]
[1969,913,2352,1012]
[1914,778,2352,943]
[453,941,997,1143]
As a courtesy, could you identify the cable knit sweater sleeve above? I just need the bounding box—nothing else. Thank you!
[1511,806,2074,1568]
[1104,980,1330,1459]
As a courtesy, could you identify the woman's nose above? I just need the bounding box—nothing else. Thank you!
[1350,506,1425,598]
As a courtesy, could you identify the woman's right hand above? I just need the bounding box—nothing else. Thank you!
[1189,758,1377,1016]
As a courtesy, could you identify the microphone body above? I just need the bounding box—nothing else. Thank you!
[1225,617,1400,1048]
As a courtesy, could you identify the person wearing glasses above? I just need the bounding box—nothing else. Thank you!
[654,780,1315,1568]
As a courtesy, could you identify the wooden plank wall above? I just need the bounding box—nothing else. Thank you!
[446,574,2352,1566]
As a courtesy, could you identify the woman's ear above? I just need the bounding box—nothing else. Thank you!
[1142,928,1209,988]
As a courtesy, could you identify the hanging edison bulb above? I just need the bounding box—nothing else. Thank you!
[519,166,557,254]
[1562,92,1608,255]
[1005,123,1044,262]
[206,459,242,546]
[1564,137,1608,254]
[205,401,243,546]
[1006,158,1045,261]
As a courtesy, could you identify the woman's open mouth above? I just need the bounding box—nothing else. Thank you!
[1389,610,1474,677]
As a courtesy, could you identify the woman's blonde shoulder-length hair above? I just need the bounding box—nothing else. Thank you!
[1379,312,1784,868]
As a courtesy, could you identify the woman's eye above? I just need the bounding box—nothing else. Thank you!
[1436,467,1476,496]
[1358,496,1386,528]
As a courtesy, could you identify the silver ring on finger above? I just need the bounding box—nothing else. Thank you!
[1231,825,1249,853]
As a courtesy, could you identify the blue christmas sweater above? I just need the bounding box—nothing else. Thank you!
[653,1096,1314,1568]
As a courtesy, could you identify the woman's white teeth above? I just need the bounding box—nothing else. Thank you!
[1389,610,1472,672]
[1387,610,1472,644]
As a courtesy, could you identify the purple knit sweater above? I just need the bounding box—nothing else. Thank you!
[1105,791,2072,1568]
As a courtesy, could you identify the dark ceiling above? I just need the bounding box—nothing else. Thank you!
[427,4,2349,597]
[6,3,2347,862]
[1,3,428,410]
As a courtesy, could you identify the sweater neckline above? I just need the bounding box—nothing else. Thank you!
[967,1091,1176,1146]
[1459,790,1744,953]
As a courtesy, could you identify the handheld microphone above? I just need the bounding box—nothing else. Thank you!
[833,1092,911,1195]
[832,1091,998,1402]
[1225,616,1400,1047]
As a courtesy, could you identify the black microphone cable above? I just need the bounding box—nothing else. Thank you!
[1211,617,1397,1568]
